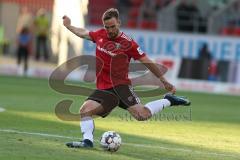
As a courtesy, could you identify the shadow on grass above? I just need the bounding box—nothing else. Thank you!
[0,111,239,160]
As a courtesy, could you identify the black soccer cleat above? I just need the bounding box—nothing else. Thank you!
[164,94,191,106]
[66,139,93,148]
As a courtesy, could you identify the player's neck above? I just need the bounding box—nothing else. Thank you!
[108,30,122,40]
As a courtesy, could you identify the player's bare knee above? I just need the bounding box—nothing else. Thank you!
[80,103,91,114]
[80,100,101,118]
[80,107,93,118]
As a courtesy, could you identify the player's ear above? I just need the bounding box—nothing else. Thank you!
[118,20,121,26]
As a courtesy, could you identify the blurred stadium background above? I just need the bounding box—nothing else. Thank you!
[0,0,240,94]
[0,0,240,160]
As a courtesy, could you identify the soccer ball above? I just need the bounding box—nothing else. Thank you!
[100,131,122,152]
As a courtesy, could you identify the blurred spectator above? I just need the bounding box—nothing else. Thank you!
[16,27,31,75]
[199,43,212,60]
[34,8,50,61]
[208,60,218,81]
[16,6,33,34]
[16,6,33,55]
[198,43,216,80]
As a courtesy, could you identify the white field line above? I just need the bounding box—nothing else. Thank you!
[0,129,238,159]
[0,107,6,112]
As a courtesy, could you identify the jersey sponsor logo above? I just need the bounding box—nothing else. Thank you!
[97,45,117,57]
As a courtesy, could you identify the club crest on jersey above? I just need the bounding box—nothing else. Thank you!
[115,43,121,49]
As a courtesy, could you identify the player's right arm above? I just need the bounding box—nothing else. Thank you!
[62,15,92,41]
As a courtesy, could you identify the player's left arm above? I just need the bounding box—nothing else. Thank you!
[138,55,176,94]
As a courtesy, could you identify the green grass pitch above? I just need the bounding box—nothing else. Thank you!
[0,76,239,160]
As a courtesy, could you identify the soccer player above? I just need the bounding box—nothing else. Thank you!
[63,8,190,148]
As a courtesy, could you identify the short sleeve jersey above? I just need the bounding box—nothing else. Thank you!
[89,29,146,89]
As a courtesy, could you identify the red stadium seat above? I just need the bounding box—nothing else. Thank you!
[140,20,158,30]
[220,27,235,35]
[127,19,137,28]
[90,18,102,25]
[129,7,140,18]
[88,0,117,25]
[140,20,150,29]
[130,0,144,7]
[234,27,240,36]
[149,22,158,30]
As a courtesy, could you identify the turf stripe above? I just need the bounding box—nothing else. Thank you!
[0,129,238,159]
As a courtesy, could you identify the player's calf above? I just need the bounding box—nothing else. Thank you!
[128,105,152,121]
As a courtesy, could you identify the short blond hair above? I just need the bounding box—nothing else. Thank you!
[102,8,119,21]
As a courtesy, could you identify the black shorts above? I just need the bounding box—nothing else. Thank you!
[87,85,140,117]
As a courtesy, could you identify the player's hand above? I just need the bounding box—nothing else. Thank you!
[62,15,71,27]
[164,82,176,94]
[160,78,176,94]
